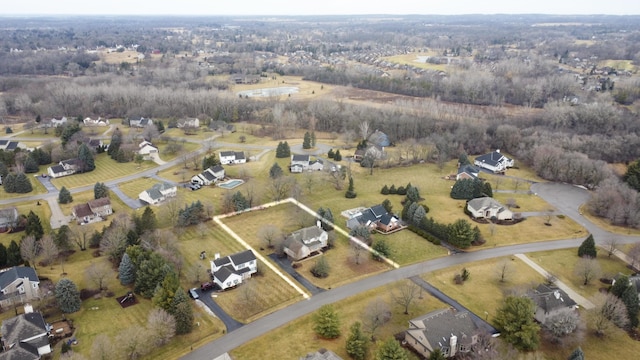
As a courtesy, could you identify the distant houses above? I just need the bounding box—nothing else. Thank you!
[49,116,68,127]
[128,117,153,128]
[210,250,257,290]
[83,117,109,127]
[177,118,200,128]
[209,120,236,133]
[138,182,177,205]
[219,151,246,165]
[346,204,400,233]
[72,197,112,225]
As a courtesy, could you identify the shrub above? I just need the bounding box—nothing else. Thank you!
[396,186,406,195]
[380,185,389,195]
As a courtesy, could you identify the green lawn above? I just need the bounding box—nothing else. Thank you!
[0,172,48,200]
[371,230,449,265]
[232,280,444,360]
[50,153,156,189]
[0,200,52,247]
[57,189,131,219]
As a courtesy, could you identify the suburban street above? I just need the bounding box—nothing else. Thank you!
[181,182,640,360]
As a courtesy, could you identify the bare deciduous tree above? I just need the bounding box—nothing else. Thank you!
[71,225,91,251]
[359,120,370,141]
[258,225,282,249]
[589,293,629,336]
[574,256,602,286]
[362,297,391,341]
[85,262,112,291]
[40,234,59,268]
[240,279,258,309]
[392,281,421,315]
[351,239,365,265]
[496,259,512,283]
[603,238,619,258]
[187,263,206,285]
[146,308,176,346]
[115,325,150,360]
[543,311,582,345]
[268,176,293,202]
[628,242,640,271]
[20,235,40,270]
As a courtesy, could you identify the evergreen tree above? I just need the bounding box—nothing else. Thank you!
[152,271,180,312]
[494,296,540,351]
[567,347,585,360]
[60,122,81,147]
[135,254,172,298]
[621,284,640,328]
[450,178,484,200]
[58,186,73,204]
[0,243,7,267]
[313,304,341,339]
[6,240,22,266]
[275,141,291,158]
[232,191,249,211]
[345,176,357,198]
[54,225,72,251]
[328,149,335,159]
[126,229,140,247]
[406,185,420,203]
[396,186,406,195]
[156,120,165,133]
[334,150,342,161]
[303,131,312,149]
[406,203,419,223]
[388,184,397,194]
[578,234,597,258]
[55,278,82,313]
[381,199,393,213]
[412,206,427,226]
[375,338,409,360]
[13,173,32,193]
[77,143,95,172]
[119,253,136,285]
[447,219,475,248]
[346,322,368,360]
[138,207,157,235]
[108,128,123,159]
[3,173,16,193]
[611,275,630,298]
[24,155,39,173]
[428,349,446,360]
[269,162,283,179]
[317,207,334,231]
[174,301,194,334]
[458,153,470,166]
[623,159,640,192]
[372,239,391,261]
[25,211,44,240]
[483,182,493,197]
[311,256,331,278]
[94,182,109,199]
[380,185,389,195]
[202,155,220,170]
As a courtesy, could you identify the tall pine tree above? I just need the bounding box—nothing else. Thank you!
[77,143,95,172]
[118,253,136,285]
[578,234,597,258]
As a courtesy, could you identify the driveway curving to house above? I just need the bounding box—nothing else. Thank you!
[108,185,144,210]
[268,254,325,296]
[195,288,244,333]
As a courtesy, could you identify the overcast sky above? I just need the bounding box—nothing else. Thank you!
[3,0,640,16]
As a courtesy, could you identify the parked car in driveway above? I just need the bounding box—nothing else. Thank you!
[201,282,214,291]
[190,183,201,191]
[189,288,199,299]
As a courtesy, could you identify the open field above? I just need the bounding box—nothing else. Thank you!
[383,52,450,71]
[527,248,631,299]
[371,230,449,265]
[0,200,52,246]
[232,280,444,360]
[229,75,336,101]
[50,153,156,189]
[598,59,638,72]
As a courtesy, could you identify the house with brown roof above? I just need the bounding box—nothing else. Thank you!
[283,223,328,261]
[72,197,112,224]
[0,305,51,358]
[405,308,481,359]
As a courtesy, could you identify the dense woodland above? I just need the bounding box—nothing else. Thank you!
[2,14,640,227]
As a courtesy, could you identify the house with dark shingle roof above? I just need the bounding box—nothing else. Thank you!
[47,158,80,178]
[405,308,481,359]
[219,151,246,165]
[456,164,480,181]
[191,165,225,186]
[300,349,343,360]
[526,284,578,323]
[283,223,328,261]
[0,306,51,358]
[210,250,257,290]
[346,204,399,232]
[72,198,112,224]
[138,182,177,205]
[0,267,40,308]
[473,150,514,173]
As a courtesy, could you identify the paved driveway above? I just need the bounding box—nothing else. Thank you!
[35,175,58,192]
[195,288,244,333]
[268,254,325,295]
[108,185,144,209]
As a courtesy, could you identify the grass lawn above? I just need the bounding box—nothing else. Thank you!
[579,204,640,236]
[232,279,445,360]
[50,153,156,189]
[527,248,631,300]
[0,173,48,200]
[230,75,335,101]
[370,230,449,265]
[383,52,450,72]
[57,189,131,219]
[0,200,52,247]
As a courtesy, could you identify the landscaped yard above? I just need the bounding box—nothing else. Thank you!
[0,200,52,246]
[370,230,449,265]
[0,173,48,200]
[56,188,131,220]
[232,280,444,360]
[50,153,156,189]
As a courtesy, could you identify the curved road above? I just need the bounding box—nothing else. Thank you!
[181,182,640,360]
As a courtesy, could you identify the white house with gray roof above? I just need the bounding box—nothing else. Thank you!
[474,150,514,173]
[405,308,481,359]
[0,267,40,308]
[283,223,328,261]
[138,182,177,205]
[191,165,225,186]
[219,151,246,165]
[466,197,513,221]
[210,250,257,290]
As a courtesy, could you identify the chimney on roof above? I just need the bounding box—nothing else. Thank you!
[496,149,500,153]
[450,334,458,357]
[24,303,33,314]
[554,290,561,300]
[316,220,322,228]
[214,253,220,260]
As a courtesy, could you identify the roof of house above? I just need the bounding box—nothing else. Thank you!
[527,284,577,313]
[0,267,39,290]
[0,140,7,146]
[368,130,390,147]
[48,165,66,174]
[88,197,111,210]
[1,312,48,346]
[145,188,163,201]
[229,250,256,265]
[0,341,40,360]
[220,151,235,157]
[234,151,245,160]
[458,164,480,176]
[378,213,397,226]
[300,349,343,360]
[407,308,480,349]
[214,266,235,283]
[475,151,508,167]
[292,154,310,162]
[151,182,175,192]
[286,226,325,246]
[202,171,216,181]
[0,207,18,221]
[73,203,93,218]
[88,139,102,147]
[210,165,224,173]
[370,204,387,217]
[5,142,18,151]
[467,197,508,213]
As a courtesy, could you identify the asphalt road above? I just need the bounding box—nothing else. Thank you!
[181,183,640,360]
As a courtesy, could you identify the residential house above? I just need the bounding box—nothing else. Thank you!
[346,204,399,232]
[354,145,385,163]
[0,140,19,151]
[49,117,67,127]
[72,197,112,224]
[177,118,200,128]
[138,182,177,205]
[83,117,109,127]
[137,140,158,160]
[128,117,153,128]
[526,284,578,323]
[210,250,257,290]
[0,267,40,308]
[466,197,513,221]
[300,349,343,360]
[47,158,80,178]
[191,165,225,186]
[474,150,514,173]
[87,138,103,150]
[209,120,236,133]
[219,151,246,165]
[0,207,19,232]
[0,305,51,358]
[290,154,324,173]
[456,164,480,181]
[368,130,391,148]
[283,223,329,261]
[405,308,481,359]
[308,158,324,171]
